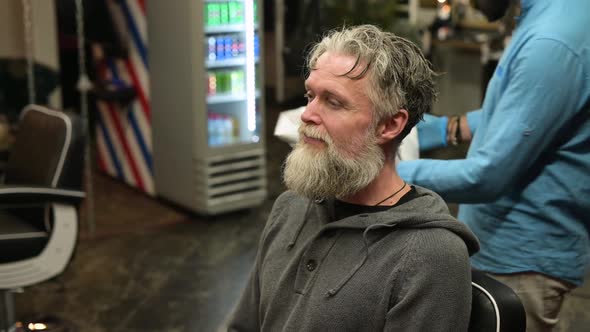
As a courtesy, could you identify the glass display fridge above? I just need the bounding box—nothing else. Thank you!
[147,0,266,215]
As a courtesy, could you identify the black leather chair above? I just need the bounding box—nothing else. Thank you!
[0,105,85,330]
[469,268,527,332]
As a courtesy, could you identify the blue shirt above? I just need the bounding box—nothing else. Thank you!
[398,0,590,286]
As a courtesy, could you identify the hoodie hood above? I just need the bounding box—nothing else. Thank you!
[334,186,479,254]
[290,186,480,255]
[285,186,480,297]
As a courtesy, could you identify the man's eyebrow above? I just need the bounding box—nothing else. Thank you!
[325,90,346,100]
[303,82,348,100]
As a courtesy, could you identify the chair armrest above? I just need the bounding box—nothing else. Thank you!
[0,185,85,206]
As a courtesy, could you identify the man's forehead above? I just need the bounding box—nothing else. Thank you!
[314,52,367,77]
[304,70,365,95]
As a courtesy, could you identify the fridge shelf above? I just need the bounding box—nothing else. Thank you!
[208,93,246,104]
[207,90,260,104]
[206,57,259,68]
[205,23,259,34]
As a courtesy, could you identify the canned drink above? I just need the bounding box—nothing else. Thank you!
[220,2,229,25]
[207,3,221,26]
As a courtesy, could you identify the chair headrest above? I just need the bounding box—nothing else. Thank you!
[4,105,84,190]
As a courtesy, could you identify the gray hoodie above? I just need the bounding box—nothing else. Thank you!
[228,186,480,331]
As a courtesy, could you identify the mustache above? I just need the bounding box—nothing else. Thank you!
[299,125,331,143]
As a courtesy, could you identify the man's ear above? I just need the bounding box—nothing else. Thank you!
[376,109,409,144]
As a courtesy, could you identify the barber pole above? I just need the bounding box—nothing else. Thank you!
[95,0,154,195]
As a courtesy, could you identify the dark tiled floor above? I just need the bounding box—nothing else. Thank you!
[13,173,272,332]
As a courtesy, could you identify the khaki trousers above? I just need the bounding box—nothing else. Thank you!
[489,272,575,332]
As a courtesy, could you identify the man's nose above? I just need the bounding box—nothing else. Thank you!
[301,101,321,125]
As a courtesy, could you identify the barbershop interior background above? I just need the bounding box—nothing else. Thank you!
[0,0,588,331]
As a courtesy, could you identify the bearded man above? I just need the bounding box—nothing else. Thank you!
[227,25,479,331]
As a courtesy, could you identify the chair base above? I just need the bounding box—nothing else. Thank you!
[6,316,76,332]
[2,290,76,332]
[1,290,15,332]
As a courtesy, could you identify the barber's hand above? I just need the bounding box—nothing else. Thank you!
[446,115,472,146]
[459,115,473,142]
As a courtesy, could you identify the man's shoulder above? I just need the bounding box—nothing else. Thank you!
[266,191,309,226]
[411,185,442,199]
[404,227,469,254]
[273,190,307,210]
[400,185,450,214]
[388,227,471,278]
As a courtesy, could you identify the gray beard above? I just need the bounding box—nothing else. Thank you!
[282,129,385,200]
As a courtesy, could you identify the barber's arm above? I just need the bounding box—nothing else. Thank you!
[398,39,583,203]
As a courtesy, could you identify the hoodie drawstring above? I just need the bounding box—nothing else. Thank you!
[326,223,398,297]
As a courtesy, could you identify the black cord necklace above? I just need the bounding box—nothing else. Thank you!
[374,181,407,206]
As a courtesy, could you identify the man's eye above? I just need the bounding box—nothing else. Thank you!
[303,93,314,102]
[328,99,342,109]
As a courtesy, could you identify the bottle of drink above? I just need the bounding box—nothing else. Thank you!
[205,3,211,26]
[228,2,238,24]
[254,33,260,57]
[227,114,236,144]
[208,36,216,61]
[231,115,240,142]
[255,65,260,90]
[231,34,239,58]
[224,35,232,59]
[216,35,225,60]
[253,1,258,24]
[209,113,224,146]
[234,2,244,24]
[215,71,223,94]
[207,72,217,96]
[208,113,215,146]
[238,35,245,56]
[230,70,243,94]
[215,70,229,94]
[221,114,234,145]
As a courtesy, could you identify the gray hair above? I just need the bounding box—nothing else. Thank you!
[306,25,436,141]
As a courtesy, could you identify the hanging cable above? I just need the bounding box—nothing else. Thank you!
[22,0,54,232]
[22,0,35,105]
[75,0,95,235]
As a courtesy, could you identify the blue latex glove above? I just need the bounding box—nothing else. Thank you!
[417,113,448,151]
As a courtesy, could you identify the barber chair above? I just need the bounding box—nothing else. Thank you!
[469,268,527,332]
[0,105,85,331]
